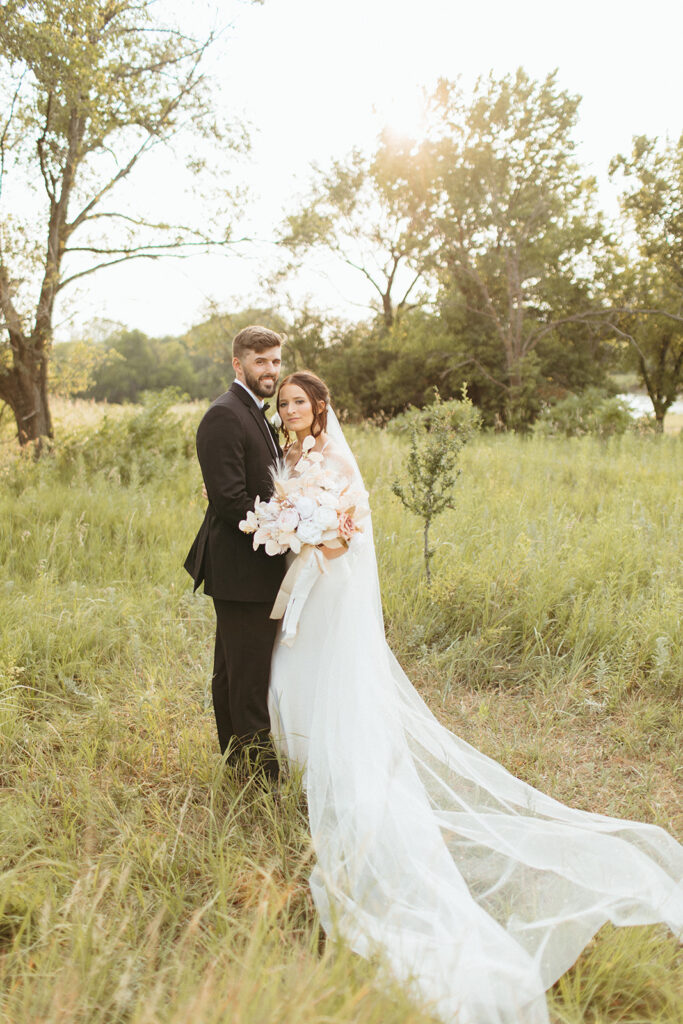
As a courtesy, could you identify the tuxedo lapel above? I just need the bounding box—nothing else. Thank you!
[248,402,280,459]
[229,381,279,459]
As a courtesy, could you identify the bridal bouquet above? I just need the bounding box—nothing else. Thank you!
[239,436,367,555]
[239,436,368,644]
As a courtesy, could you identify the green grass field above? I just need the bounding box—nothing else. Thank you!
[1,399,681,1023]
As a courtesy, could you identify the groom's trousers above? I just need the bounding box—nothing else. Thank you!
[211,598,280,780]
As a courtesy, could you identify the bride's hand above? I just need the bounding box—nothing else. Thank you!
[202,482,208,501]
[319,544,347,561]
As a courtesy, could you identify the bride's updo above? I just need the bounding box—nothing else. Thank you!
[277,371,330,439]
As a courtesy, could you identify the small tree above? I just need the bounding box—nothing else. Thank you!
[392,390,480,583]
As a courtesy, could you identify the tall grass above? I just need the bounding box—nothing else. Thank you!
[375,430,682,699]
[1,403,681,1023]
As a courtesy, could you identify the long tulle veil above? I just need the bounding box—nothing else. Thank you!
[285,407,683,1024]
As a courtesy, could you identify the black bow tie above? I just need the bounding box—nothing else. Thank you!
[261,402,270,414]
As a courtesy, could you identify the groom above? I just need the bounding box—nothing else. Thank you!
[184,325,286,781]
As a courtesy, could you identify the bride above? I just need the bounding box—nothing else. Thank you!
[266,371,682,1024]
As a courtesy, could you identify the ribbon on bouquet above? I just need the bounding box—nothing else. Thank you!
[270,544,327,646]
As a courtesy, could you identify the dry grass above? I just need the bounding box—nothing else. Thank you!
[664,411,682,435]
[0,400,681,1024]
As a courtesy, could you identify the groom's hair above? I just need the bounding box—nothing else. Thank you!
[232,325,283,360]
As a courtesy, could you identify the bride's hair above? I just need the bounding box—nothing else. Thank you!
[277,371,330,441]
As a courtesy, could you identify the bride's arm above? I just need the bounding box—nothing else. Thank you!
[319,543,347,560]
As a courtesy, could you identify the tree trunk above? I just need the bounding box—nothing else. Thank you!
[653,403,666,433]
[638,349,674,436]
[504,359,525,429]
[0,355,54,448]
[381,289,394,329]
[424,521,431,584]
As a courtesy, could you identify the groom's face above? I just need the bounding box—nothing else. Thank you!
[233,346,282,399]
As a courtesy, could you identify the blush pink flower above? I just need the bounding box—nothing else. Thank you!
[338,511,355,542]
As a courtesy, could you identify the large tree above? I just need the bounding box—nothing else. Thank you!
[405,70,608,425]
[608,135,683,429]
[276,145,433,330]
[0,0,243,446]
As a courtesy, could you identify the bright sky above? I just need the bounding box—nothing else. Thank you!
[56,0,683,339]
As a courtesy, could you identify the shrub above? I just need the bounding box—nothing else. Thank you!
[387,390,483,440]
[53,388,196,485]
[533,389,633,439]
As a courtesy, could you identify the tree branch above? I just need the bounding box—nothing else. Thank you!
[64,236,226,256]
[396,270,423,314]
[69,210,206,231]
[340,255,387,300]
[36,91,57,203]
[601,306,683,325]
[66,134,160,234]
[0,69,26,199]
[0,261,25,348]
[58,249,204,290]
[67,41,208,235]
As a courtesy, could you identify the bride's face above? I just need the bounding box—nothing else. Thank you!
[278,383,314,435]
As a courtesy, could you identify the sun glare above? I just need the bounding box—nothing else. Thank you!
[376,91,429,143]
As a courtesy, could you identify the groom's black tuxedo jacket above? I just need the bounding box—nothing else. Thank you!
[184,382,286,602]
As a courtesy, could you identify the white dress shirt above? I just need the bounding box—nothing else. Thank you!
[234,377,265,409]
[234,378,278,456]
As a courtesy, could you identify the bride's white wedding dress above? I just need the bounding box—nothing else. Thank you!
[267,416,682,1024]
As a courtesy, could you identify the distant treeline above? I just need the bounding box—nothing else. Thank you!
[52,303,628,430]
[51,309,286,408]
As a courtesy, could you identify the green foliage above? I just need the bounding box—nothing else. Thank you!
[610,134,683,287]
[388,389,483,438]
[385,70,610,427]
[59,388,196,485]
[181,308,288,400]
[366,311,469,415]
[283,309,477,422]
[391,390,479,581]
[533,388,634,439]
[276,70,617,429]
[370,429,683,700]
[87,330,197,404]
[607,135,683,425]
[283,317,395,420]
[49,339,117,399]
[5,389,198,488]
[50,309,288,407]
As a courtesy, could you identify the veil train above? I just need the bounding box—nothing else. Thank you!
[269,408,683,1024]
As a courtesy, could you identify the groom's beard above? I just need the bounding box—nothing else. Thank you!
[244,368,278,398]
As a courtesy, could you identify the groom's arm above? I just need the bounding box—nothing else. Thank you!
[196,405,255,528]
